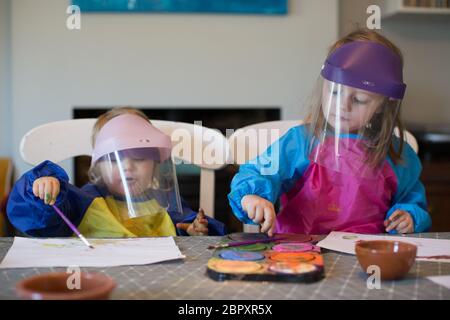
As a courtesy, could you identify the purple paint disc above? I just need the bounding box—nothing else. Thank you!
[228,233,269,241]
[272,243,314,253]
[219,250,265,261]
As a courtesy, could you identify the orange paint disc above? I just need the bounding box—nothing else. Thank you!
[267,252,316,263]
[269,262,317,275]
[207,258,263,274]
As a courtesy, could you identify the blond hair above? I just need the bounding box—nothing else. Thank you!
[307,29,405,167]
[91,107,150,147]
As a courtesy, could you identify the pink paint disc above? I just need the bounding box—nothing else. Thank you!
[274,233,312,243]
[272,243,314,253]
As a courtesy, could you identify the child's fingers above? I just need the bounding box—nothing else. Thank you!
[38,181,46,201]
[247,204,256,220]
[395,219,410,231]
[397,226,410,234]
[193,218,208,230]
[388,210,403,223]
[386,215,406,232]
[398,223,413,234]
[398,217,413,233]
[50,180,59,205]
[193,224,208,235]
[195,218,208,226]
[260,207,274,234]
[44,181,54,205]
[197,208,205,219]
[32,180,39,197]
[267,223,276,238]
[176,223,190,231]
[194,209,207,226]
[253,206,264,224]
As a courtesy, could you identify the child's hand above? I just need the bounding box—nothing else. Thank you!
[241,195,276,237]
[32,177,60,205]
[176,208,209,236]
[384,210,414,234]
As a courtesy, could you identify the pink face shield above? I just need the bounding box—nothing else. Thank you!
[91,114,171,166]
[89,114,182,229]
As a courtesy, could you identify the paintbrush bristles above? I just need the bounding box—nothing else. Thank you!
[208,244,227,250]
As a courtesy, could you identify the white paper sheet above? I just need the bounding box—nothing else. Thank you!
[316,231,450,263]
[427,276,450,290]
[0,237,185,268]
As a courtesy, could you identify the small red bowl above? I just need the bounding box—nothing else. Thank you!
[355,240,417,280]
[16,272,116,300]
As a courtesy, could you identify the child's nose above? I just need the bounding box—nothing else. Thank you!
[339,93,353,113]
[122,158,135,171]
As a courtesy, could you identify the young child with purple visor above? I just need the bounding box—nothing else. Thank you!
[228,30,431,236]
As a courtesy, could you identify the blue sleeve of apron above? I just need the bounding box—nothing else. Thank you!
[227,125,311,224]
[6,160,94,237]
[168,198,227,236]
[387,141,432,233]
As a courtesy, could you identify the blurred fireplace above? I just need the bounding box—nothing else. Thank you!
[73,107,280,233]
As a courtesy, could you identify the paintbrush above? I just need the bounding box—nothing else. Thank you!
[52,205,94,249]
[208,237,286,250]
[417,255,450,260]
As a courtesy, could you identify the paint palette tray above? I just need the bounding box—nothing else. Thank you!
[206,233,325,283]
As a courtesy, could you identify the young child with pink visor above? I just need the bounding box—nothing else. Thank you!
[7,108,226,237]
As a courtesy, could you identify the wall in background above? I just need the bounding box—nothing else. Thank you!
[339,0,450,126]
[8,0,338,179]
[0,0,11,156]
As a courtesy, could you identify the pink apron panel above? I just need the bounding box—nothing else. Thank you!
[275,138,397,235]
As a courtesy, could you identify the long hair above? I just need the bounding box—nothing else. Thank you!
[306,29,405,167]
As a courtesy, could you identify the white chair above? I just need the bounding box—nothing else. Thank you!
[228,120,304,165]
[228,120,419,232]
[20,119,230,218]
[395,128,419,153]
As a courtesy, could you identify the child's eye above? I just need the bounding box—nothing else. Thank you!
[353,97,368,104]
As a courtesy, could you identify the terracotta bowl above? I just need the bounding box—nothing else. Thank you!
[16,272,116,300]
[355,240,417,280]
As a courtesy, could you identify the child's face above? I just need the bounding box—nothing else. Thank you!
[98,156,155,197]
[321,80,384,133]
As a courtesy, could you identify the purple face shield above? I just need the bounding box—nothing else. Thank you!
[321,41,406,100]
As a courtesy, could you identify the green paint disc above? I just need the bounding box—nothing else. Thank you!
[235,243,268,251]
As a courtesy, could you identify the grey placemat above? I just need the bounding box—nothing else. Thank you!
[1,233,449,300]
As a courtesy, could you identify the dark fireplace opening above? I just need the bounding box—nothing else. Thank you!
[73,107,281,233]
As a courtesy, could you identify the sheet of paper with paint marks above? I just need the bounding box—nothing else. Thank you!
[0,237,185,268]
[427,276,450,290]
[317,231,450,263]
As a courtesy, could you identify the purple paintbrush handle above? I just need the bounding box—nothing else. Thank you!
[52,205,81,237]
[227,237,285,247]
